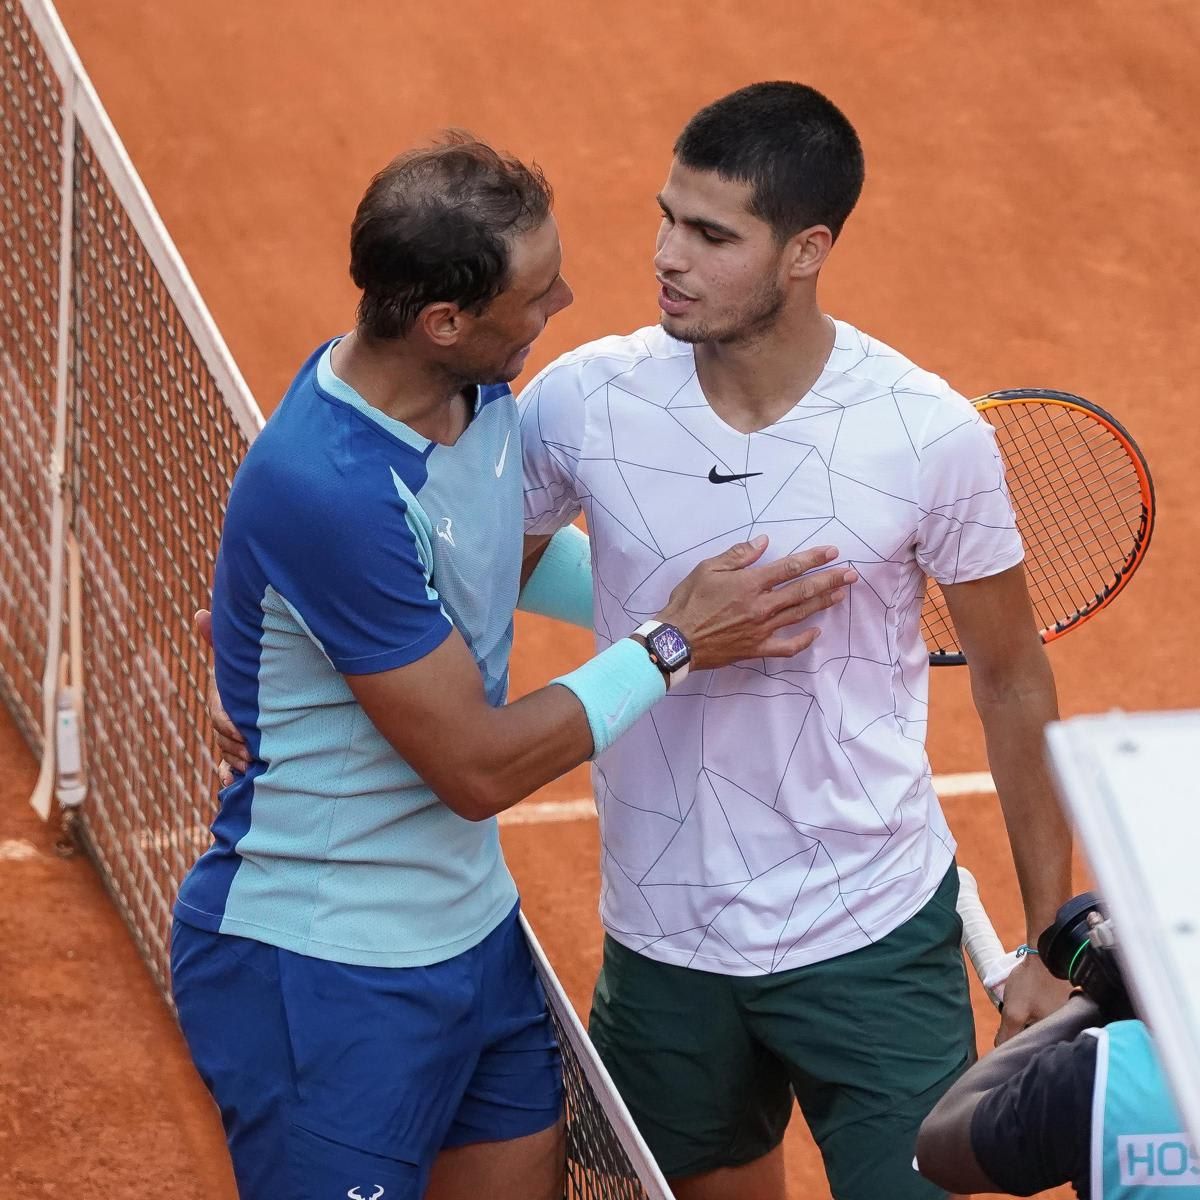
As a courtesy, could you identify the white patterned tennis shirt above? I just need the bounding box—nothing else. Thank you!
[519,320,1024,976]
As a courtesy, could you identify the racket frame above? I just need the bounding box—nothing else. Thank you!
[926,388,1156,667]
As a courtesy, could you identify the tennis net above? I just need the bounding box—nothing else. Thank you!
[0,2,672,1196]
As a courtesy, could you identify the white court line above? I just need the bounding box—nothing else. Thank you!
[128,772,998,847]
[0,839,41,861]
[126,772,998,849]
[500,799,601,826]
[934,771,997,798]
[498,771,996,827]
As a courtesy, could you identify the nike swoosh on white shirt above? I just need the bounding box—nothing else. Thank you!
[494,432,510,477]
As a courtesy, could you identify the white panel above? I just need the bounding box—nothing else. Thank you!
[1046,710,1200,1147]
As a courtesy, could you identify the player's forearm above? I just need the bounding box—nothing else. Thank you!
[357,541,854,822]
[348,626,661,823]
[972,649,1071,939]
[960,993,1100,1102]
[433,637,665,821]
[446,684,600,820]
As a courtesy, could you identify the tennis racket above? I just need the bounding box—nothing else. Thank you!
[956,866,1014,1009]
[924,389,1155,666]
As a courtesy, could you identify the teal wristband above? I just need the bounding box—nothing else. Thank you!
[552,637,666,757]
[518,524,593,629]
[1016,944,1040,958]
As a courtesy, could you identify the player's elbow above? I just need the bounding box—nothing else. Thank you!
[969,641,1056,711]
[916,1088,1010,1196]
[434,779,492,823]
[914,1114,976,1195]
[433,765,511,823]
[914,1114,951,1187]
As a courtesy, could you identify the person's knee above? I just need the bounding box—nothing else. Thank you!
[426,1119,565,1200]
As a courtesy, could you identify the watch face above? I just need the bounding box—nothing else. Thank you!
[649,625,689,669]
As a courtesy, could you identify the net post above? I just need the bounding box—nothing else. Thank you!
[29,62,77,821]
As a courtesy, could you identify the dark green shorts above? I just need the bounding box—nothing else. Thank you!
[589,865,975,1198]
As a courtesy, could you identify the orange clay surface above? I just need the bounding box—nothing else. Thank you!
[4,3,1200,1197]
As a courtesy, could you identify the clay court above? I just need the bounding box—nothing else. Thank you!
[3,2,1199,1197]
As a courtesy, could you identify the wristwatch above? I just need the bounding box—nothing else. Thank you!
[633,621,691,689]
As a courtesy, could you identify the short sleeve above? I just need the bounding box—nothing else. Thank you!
[969,1033,1098,1197]
[915,400,1025,585]
[246,462,452,676]
[518,365,585,536]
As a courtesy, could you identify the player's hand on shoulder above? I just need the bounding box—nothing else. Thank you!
[994,954,1074,1046]
[195,608,251,784]
[657,537,857,670]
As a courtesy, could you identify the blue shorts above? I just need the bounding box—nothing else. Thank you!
[170,902,562,1200]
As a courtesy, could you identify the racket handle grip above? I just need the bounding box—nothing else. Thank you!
[956,867,1010,1008]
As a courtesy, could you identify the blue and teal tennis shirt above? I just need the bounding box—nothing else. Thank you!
[174,338,522,967]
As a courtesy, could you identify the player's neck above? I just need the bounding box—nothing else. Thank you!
[332,329,471,444]
[693,303,834,435]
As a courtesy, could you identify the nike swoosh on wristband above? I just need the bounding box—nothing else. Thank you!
[605,692,632,728]
[708,466,763,484]
[495,432,510,477]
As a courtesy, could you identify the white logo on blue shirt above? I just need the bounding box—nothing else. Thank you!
[436,517,455,547]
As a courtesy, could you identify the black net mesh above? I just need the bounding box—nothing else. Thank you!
[64,126,251,991]
[0,0,64,749]
[529,928,670,1200]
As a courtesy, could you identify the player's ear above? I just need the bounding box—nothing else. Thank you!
[783,224,833,281]
[418,301,466,347]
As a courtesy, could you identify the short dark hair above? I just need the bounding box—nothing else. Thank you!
[674,82,864,241]
[349,132,553,339]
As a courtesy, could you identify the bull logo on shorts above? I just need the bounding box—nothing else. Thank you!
[347,1187,384,1200]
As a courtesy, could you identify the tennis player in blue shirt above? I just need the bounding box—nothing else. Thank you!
[172,134,855,1200]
